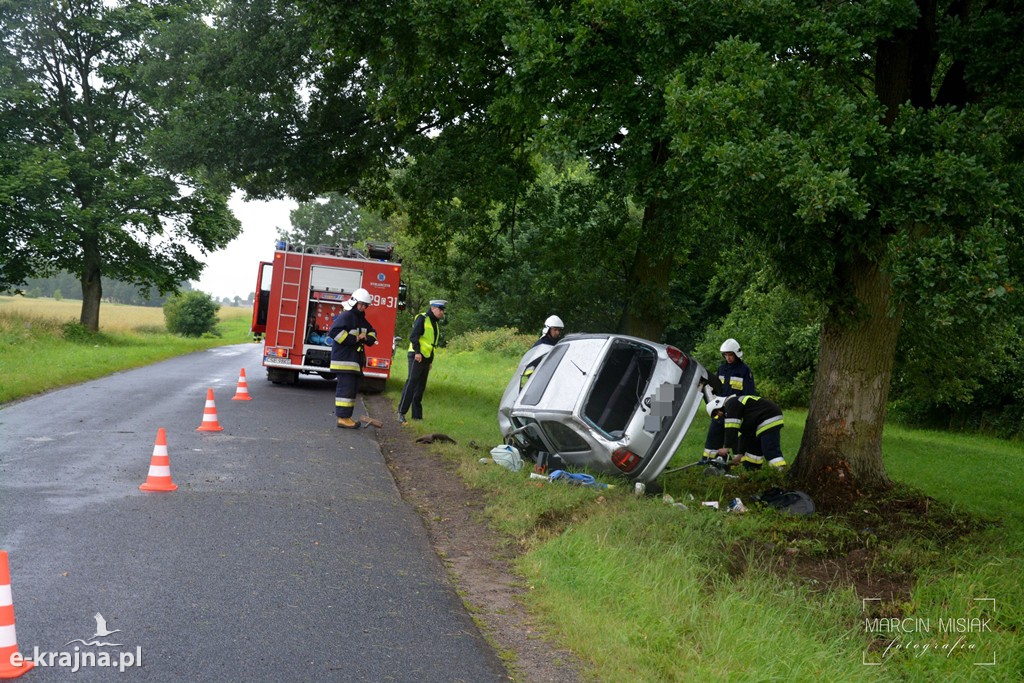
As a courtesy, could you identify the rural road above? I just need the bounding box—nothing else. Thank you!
[0,343,508,681]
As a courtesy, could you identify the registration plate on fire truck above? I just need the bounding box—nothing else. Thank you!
[264,356,293,365]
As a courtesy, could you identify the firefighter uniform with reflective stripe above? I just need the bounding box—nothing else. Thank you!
[329,306,377,420]
[721,395,786,468]
[704,358,757,457]
[397,302,444,420]
[718,358,756,396]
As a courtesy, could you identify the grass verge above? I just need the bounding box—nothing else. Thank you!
[0,296,252,404]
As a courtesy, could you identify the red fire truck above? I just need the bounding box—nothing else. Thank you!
[250,241,404,392]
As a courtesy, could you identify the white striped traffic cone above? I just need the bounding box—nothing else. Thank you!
[231,368,252,401]
[0,550,35,679]
[139,428,178,492]
[195,388,224,432]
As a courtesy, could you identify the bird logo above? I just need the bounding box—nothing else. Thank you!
[65,612,124,647]
[92,613,122,638]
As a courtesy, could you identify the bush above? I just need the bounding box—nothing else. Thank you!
[445,327,535,354]
[61,321,98,343]
[164,291,220,337]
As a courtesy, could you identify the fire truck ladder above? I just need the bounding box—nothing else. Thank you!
[272,251,306,350]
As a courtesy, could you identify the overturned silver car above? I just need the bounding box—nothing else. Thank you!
[498,334,714,483]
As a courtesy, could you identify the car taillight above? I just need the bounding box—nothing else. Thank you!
[612,448,642,473]
[666,346,689,370]
[365,357,390,369]
[266,346,288,358]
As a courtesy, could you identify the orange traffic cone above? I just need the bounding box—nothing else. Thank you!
[196,388,224,432]
[139,428,178,492]
[0,550,35,679]
[231,368,252,401]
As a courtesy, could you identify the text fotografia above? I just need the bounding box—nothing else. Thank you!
[862,598,997,667]
[10,646,142,673]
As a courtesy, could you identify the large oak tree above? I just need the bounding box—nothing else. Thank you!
[0,0,240,330]
[666,1,1023,495]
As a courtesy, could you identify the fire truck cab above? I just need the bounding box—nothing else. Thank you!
[251,240,403,392]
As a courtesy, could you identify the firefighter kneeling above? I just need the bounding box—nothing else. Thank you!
[330,288,377,429]
[707,394,787,470]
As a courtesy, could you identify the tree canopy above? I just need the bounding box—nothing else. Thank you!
[280,193,398,248]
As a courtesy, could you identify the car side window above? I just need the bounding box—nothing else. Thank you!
[542,421,591,453]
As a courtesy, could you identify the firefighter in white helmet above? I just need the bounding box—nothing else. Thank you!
[532,315,565,348]
[703,338,757,458]
[707,394,787,469]
[519,315,565,388]
[330,288,377,429]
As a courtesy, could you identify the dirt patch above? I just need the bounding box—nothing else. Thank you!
[740,487,991,609]
[365,395,586,683]
[792,548,911,604]
[806,458,863,512]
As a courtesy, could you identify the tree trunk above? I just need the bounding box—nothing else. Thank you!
[790,253,901,505]
[791,5,931,509]
[618,200,674,341]
[79,239,102,332]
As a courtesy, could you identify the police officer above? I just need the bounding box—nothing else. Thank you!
[703,338,756,458]
[707,394,787,469]
[330,288,377,429]
[397,299,446,423]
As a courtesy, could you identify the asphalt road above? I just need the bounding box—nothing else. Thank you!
[0,344,508,681]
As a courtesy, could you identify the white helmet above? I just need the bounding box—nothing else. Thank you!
[720,338,742,358]
[542,315,564,338]
[706,395,731,417]
[351,288,372,305]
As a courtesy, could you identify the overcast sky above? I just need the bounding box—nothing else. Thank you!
[191,192,298,301]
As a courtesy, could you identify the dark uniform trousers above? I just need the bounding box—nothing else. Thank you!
[398,353,431,419]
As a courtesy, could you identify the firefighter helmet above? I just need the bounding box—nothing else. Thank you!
[720,338,743,358]
[544,315,564,329]
[706,395,730,417]
[351,288,372,305]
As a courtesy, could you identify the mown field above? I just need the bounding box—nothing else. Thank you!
[3,307,1020,681]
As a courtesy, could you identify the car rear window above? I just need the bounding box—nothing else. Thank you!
[542,421,591,453]
[584,339,656,435]
[520,343,569,406]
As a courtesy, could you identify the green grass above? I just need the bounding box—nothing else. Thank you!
[0,296,252,404]
[385,333,1023,681]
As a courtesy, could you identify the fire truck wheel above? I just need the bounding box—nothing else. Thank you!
[267,367,299,385]
[361,378,386,394]
[318,372,337,381]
